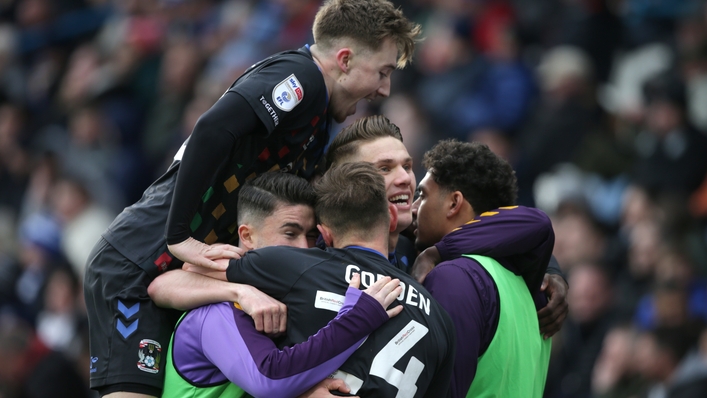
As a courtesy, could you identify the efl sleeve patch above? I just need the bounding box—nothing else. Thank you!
[272,74,304,112]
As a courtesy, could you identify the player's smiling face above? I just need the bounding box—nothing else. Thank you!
[353,137,415,233]
[330,38,397,123]
[244,203,318,250]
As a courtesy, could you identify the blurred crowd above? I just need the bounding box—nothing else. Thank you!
[1,0,707,397]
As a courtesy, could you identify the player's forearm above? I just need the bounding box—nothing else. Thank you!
[148,269,241,310]
[436,206,553,261]
[215,289,388,398]
[545,256,567,283]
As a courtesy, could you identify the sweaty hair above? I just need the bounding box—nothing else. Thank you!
[314,162,389,239]
[325,115,403,170]
[422,139,518,214]
[312,0,421,68]
[237,172,316,225]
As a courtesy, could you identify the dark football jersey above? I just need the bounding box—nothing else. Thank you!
[102,45,329,278]
[226,246,456,398]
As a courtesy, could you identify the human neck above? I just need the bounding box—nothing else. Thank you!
[388,231,399,254]
[309,44,335,99]
[334,233,389,258]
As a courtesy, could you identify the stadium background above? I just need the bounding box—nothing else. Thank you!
[1,0,707,397]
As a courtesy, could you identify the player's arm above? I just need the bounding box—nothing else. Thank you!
[166,92,266,270]
[537,257,569,339]
[415,206,555,280]
[200,275,400,397]
[148,269,287,334]
[225,247,312,299]
[412,205,568,337]
[423,262,497,398]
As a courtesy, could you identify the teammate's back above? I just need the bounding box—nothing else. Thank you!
[228,245,456,397]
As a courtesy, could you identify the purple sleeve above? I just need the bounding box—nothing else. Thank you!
[434,205,555,305]
[200,287,388,397]
[423,258,498,398]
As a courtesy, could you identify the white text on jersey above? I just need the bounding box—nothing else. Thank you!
[345,265,431,316]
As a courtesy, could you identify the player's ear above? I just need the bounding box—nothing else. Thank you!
[335,47,353,73]
[447,191,465,218]
[238,224,256,251]
[317,224,334,247]
[388,203,398,233]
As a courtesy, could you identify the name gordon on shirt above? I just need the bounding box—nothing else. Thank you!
[344,264,432,316]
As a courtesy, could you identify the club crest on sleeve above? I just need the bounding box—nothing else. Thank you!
[137,339,162,374]
[273,74,304,112]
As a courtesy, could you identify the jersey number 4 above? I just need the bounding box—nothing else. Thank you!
[370,320,429,398]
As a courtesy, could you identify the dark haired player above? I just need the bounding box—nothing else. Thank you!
[413,139,553,397]
[207,163,457,397]
[326,115,568,338]
[83,1,421,397]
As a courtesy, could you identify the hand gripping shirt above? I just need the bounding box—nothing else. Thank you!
[226,246,457,398]
[162,286,389,398]
[102,45,329,278]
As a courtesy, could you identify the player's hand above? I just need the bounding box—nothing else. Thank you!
[350,273,403,319]
[236,284,287,335]
[297,378,359,398]
[168,237,244,271]
[538,273,569,339]
[183,261,229,281]
[411,246,441,283]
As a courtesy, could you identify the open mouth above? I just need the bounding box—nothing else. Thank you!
[389,194,410,206]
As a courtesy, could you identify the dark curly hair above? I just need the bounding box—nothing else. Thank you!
[422,139,517,214]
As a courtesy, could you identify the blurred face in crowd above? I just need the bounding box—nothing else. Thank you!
[644,100,683,136]
[653,287,688,327]
[634,333,676,382]
[238,203,317,250]
[567,264,612,324]
[551,212,605,271]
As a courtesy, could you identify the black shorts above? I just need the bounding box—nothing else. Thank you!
[83,237,182,395]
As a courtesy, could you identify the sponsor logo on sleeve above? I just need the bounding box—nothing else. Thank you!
[273,74,304,112]
[259,96,280,126]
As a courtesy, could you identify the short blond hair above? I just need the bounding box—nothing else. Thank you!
[312,0,421,68]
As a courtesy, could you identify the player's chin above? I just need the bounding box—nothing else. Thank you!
[397,213,413,230]
[332,106,352,123]
[414,236,432,252]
